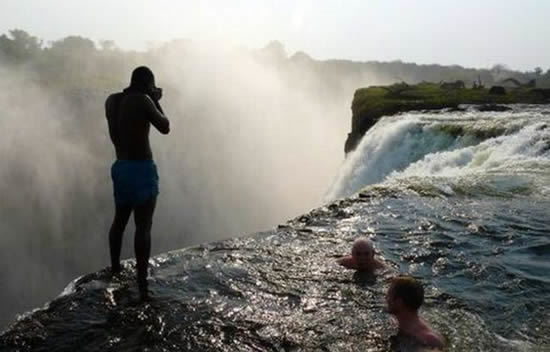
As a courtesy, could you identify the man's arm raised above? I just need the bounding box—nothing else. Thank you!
[143,95,170,134]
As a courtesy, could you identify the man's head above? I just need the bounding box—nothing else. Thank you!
[351,238,375,267]
[386,276,424,314]
[130,66,156,92]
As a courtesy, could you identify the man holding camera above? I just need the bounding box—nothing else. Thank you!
[105,66,170,300]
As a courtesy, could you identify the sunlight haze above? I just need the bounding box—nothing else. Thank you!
[1,0,549,70]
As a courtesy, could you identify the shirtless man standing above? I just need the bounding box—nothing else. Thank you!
[386,276,445,349]
[337,238,385,273]
[105,66,170,300]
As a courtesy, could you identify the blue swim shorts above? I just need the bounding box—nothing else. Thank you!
[111,160,159,206]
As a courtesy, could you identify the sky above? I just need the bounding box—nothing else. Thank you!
[1,0,549,71]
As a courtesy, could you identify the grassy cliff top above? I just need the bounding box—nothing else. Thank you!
[353,82,547,119]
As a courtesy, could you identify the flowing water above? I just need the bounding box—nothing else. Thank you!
[2,105,550,351]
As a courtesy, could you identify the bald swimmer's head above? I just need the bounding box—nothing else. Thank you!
[351,238,375,268]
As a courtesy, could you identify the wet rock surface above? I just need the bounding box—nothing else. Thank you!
[2,190,549,351]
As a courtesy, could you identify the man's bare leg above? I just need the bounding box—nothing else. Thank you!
[109,204,133,273]
[134,197,156,299]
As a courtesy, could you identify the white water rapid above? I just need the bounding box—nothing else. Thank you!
[326,105,550,200]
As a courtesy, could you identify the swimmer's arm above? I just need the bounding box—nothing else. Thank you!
[337,256,357,269]
[143,95,170,134]
[374,257,385,269]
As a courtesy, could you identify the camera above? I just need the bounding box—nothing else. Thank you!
[150,87,163,101]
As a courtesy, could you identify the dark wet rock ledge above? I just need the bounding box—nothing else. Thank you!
[0,196,395,352]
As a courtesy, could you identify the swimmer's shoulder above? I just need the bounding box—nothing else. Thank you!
[421,330,445,349]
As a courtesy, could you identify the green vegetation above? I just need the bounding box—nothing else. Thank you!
[2,29,550,101]
[345,82,550,153]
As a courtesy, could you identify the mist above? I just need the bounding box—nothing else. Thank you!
[152,42,351,244]
[0,40,364,327]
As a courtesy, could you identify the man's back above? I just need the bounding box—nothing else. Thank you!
[105,92,169,160]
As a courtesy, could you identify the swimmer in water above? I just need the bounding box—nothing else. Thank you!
[386,276,445,349]
[337,238,385,272]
